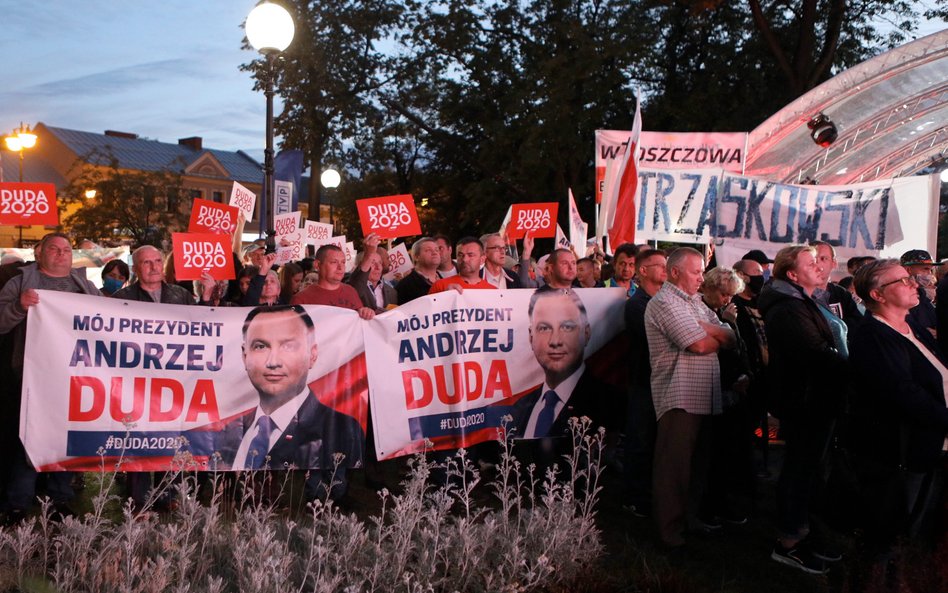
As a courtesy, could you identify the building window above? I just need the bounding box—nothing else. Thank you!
[212,190,224,203]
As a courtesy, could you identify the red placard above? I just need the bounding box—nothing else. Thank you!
[172,233,235,281]
[188,199,239,235]
[0,183,58,226]
[508,202,558,238]
[355,194,422,239]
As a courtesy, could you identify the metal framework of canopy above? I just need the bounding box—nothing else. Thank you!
[744,28,948,186]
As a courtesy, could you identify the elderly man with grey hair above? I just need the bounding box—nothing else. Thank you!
[645,247,736,549]
[113,245,197,304]
[478,232,536,289]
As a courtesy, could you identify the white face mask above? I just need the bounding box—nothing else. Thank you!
[914,273,935,288]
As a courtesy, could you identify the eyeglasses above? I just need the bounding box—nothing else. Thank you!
[485,246,506,251]
[878,276,917,289]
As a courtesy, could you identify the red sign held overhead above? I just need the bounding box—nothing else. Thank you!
[0,183,59,226]
[172,233,235,281]
[508,202,558,239]
[188,199,239,235]
[355,194,422,239]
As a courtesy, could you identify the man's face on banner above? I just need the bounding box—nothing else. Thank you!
[529,293,590,386]
[242,310,318,410]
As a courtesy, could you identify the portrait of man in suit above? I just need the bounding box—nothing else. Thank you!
[512,288,615,439]
[216,304,364,470]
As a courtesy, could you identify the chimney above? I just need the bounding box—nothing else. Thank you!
[178,137,203,151]
[104,130,138,139]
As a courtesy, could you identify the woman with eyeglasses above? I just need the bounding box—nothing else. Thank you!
[848,259,948,576]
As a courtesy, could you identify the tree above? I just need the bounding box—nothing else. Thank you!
[60,151,189,248]
[249,0,935,243]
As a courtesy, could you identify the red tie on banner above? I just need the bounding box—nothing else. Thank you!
[607,99,642,248]
[508,202,559,239]
[172,233,236,281]
[188,199,239,235]
[355,194,422,239]
[0,182,59,226]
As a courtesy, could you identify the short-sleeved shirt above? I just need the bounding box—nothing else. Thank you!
[291,283,363,310]
[645,281,724,419]
[428,275,495,294]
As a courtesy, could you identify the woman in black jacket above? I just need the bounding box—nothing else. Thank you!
[849,259,948,557]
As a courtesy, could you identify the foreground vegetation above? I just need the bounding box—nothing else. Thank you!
[0,424,604,593]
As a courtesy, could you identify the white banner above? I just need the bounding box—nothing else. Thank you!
[623,168,935,265]
[714,173,937,267]
[596,130,747,203]
[22,294,367,472]
[363,288,626,459]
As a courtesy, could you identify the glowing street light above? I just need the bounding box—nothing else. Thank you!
[321,168,340,224]
[4,123,37,182]
[4,123,38,247]
[246,1,295,248]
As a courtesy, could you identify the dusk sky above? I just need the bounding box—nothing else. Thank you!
[1,1,269,160]
[2,1,944,166]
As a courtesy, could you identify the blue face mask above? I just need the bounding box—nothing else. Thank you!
[762,268,772,282]
[103,277,124,293]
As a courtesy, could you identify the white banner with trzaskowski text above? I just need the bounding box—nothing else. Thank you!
[22,292,368,472]
[363,288,627,460]
[627,168,935,264]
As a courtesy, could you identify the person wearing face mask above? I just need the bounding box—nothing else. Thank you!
[100,259,130,296]
[733,259,772,477]
[900,250,938,339]
[742,249,774,282]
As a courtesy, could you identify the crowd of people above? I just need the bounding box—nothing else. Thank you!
[0,229,945,583]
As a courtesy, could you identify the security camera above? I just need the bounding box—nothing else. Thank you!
[807,113,838,148]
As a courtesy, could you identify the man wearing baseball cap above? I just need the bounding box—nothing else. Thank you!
[742,249,775,281]
[901,249,937,337]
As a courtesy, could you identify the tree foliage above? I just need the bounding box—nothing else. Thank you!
[246,0,936,242]
[60,152,189,248]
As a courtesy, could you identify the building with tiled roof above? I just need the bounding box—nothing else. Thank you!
[0,123,263,246]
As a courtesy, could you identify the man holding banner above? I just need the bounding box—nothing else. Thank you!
[429,237,494,294]
[114,246,197,305]
[0,233,101,522]
[216,305,364,478]
[292,245,375,320]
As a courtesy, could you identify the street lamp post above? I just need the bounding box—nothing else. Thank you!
[320,168,340,225]
[4,123,38,247]
[246,1,295,252]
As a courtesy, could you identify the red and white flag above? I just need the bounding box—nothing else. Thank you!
[598,97,641,251]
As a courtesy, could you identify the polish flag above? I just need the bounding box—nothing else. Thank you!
[598,98,641,251]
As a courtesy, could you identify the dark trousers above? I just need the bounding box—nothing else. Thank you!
[776,411,835,540]
[703,398,755,518]
[624,384,656,510]
[652,409,711,546]
[3,374,74,512]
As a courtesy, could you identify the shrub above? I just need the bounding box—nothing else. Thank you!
[0,419,605,593]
